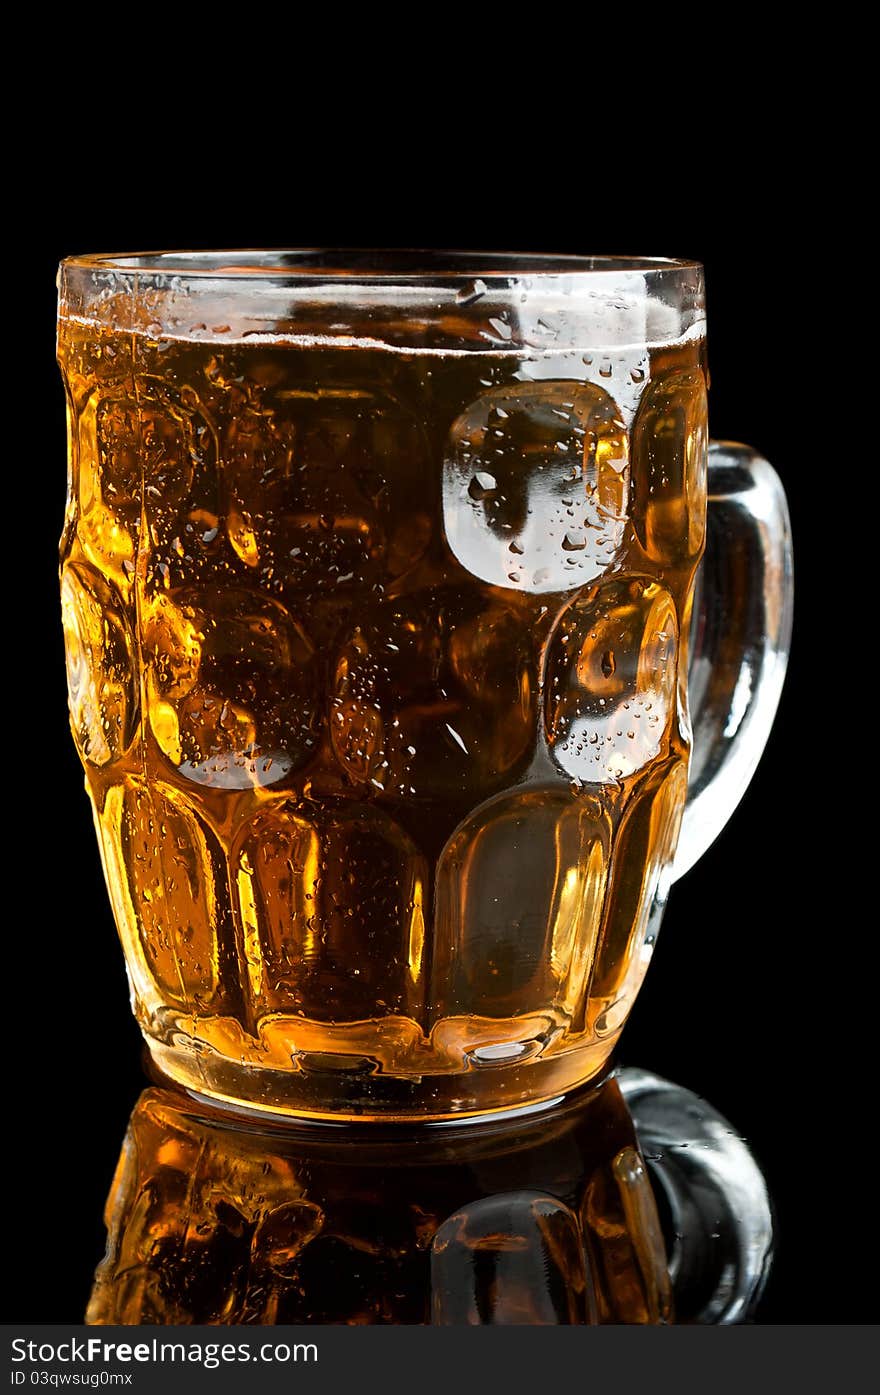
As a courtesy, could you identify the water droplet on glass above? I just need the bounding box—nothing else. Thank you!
[561,530,587,551]
[445,723,469,755]
[468,471,498,501]
[487,316,512,341]
[455,278,488,306]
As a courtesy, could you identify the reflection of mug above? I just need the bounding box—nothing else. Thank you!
[87,1071,772,1325]
[58,251,792,1121]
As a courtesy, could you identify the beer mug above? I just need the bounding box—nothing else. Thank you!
[57,252,793,1121]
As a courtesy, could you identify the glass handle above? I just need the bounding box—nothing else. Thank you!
[619,1067,774,1324]
[673,441,794,880]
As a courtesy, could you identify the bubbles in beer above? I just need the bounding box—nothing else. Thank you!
[142,585,319,789]
[329,586,537,801]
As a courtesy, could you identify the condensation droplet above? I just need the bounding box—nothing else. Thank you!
[468,471,498,501]
[455,278,488,306]
[487,316,512,341]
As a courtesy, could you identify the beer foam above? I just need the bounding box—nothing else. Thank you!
[61,272,704,354]
[62,314,704,356]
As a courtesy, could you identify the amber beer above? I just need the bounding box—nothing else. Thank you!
[58,254,707,1120]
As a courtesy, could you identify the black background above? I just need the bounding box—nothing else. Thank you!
[7,122,863,1324]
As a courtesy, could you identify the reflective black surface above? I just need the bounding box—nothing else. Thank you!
[85,1068,769,1325]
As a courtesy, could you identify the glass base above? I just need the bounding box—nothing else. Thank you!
[145,1031,620,1125]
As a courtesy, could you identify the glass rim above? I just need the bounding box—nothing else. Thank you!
[58,248,703,281]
